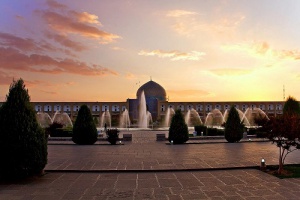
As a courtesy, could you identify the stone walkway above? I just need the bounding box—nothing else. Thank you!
[1,131,300,199]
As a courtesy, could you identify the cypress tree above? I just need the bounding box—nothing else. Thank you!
[224,106,244,143]
[72,104,98,144]
[0,79,47,179]
[283,96,300,116]
[168,109,189,144]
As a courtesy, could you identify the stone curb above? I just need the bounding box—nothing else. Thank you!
[45,165,260,174]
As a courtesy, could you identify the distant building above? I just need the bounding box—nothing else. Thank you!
[0,80,284,126]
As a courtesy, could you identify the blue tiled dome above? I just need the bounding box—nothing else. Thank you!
[136,80,166,101]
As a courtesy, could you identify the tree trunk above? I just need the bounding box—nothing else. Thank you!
[278,147,283,175]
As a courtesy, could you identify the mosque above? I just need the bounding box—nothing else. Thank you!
[24,80,285,127]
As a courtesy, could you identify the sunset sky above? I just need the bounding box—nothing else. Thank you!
[1,0,300,102]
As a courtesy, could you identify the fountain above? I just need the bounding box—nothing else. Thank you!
[52,111,73,127]
[185,108,203,127]
[138,90,152,128]
[204,109,224,127]
[119,109,131,128]
[36,111,73,128]
[242,108,269,127]
[164,107,175,127]
[36,112,53,128]
[100,110,111,128]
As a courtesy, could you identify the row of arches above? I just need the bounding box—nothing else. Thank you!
[161,103,283,112]
[35,104,127,113]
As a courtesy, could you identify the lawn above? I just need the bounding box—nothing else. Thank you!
[267,164,300,179]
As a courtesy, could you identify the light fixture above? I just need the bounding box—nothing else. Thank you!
[260,158,266,170]
[171,140,173,145]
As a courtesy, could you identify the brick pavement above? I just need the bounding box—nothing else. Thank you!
[1,130,300,199]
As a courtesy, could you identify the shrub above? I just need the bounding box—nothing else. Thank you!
[106,128,120,145]
[168,110,189,144]
[72,105,98,145]
[194,125,207,136]
[224,106,244,143]
[0,79,47,179]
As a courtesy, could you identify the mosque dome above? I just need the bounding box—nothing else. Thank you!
[136,80,167,101]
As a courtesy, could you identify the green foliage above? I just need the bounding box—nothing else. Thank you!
[266,114,300,174]
[283,96,300,116]
[168,110,189,144]
[0,79,47,179]
[194,125,207,136]
[206,128,224,136]
[224,106,244,143]
[46,122,73,137]
[72,105,98,145]
[106,128,120,145]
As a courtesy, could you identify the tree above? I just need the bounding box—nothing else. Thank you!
[168,109,189,144]
[0,79,47,179]
[72,104,98,145]
[283,96,300,115]
[266,96,300,174]
[224,106,244,143]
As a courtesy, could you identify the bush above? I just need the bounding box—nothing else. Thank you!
[194,125,207,136]
[47,123,73,137]
[72,105,98,145]
[0,79,47,179]
[106,128,120,145]
[247,128,257,135]
[168,110,189,144]
[224,106,244,143]
[206,128,224,136]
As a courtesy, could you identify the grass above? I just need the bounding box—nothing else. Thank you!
[266,164,300,179]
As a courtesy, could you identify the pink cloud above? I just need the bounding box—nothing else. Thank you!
[45,32,88,51]
[138,49,206,61]
[0,71,14,85]
[37,8,120,43]
[0,47,118,76]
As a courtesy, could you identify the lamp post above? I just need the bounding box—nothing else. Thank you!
[260,158,266,171]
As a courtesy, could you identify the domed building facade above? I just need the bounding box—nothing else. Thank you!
[24,79,285,128]
[129,80,167,122]
[136,80,167,101]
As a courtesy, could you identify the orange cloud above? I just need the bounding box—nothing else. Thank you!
[222,41,300,60]
[0,71,14,85]
[166,10,198,17]
[0,47,118,76]
[209,68,252,76]
[138,49,206,61]
[166,9,245,38]
[168,89,212,101]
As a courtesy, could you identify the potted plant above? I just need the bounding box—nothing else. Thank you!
[106,128,120,145]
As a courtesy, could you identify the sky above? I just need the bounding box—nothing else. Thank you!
[1,0,300,102]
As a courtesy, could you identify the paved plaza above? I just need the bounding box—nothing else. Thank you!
[1,131,300,199]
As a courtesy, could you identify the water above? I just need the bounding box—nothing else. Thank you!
[205,107,269,128]
[36,112,53,128]
[185,108,203,127]
[138,90,151,128]
[164,107,175,127]
[36,111,73,128]
[52,111,73,127]
[100,110,111,128]
[204,109,224,127]
[119,109,131,128]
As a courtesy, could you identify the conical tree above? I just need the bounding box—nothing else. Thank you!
[168,109,189,144]
[283,96,300,116]
[0,79,47,179]
[72,104,98,144]
[224,106,244,143]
